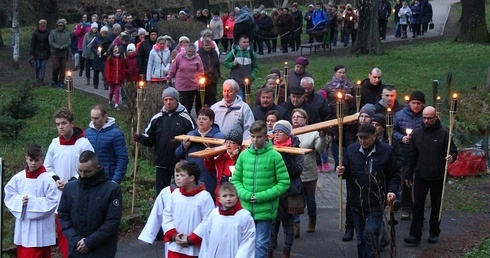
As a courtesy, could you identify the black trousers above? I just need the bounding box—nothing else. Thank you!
[155,166,173,197]
[409,176,443,238]
[401,166,413,211]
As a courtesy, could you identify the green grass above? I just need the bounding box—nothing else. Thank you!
[465,238,490,258]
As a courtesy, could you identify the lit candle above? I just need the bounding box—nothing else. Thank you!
[404,95,410,104]
[406,128,413,135]
[451,93,458,112]
[97,46,102,57]
[349,16,353,21]
[355,80,362,112]
[284,62,288,76]
[67,70,72,78]
[225,26,229,30]
[436,96,442,116]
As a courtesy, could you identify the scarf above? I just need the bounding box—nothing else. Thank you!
[180,183,206,197]
[218,200,243,216]
[330,75,349,89]
[273,137,292,147]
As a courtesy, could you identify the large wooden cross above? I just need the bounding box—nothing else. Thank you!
[175,113,359,158]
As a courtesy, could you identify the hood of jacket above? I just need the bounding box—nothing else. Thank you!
[161,102,186,114]
[89,116,117,131]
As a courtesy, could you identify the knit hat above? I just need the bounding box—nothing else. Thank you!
[356,124,376,137]
[273,120,293,136]
[410,90,426,103]
[162,87,179,100]
[290,86,306,95]
[138,28,147,35]
[308,4,314,8]
[225,130,243,146]
[360,103,376,118]
[201,29,212,37]
[295,56,309,68]
[91,22,98,29]
[149,29,159,35]
[127,43,136,52]
[179,36,190,43]
[269,68,281,78]
[38,19,47,26]
[163,35,173,41]
[371,114,387,130]
[100,26,109,33]
[121,34,131,41]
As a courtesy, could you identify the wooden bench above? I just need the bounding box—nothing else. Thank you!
[300,29,331,55]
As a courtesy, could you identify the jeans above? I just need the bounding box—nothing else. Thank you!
[237,86,245,101]
[35,59,48,82]
[269,197,294,250]
[352,209,383,258]
[331,29,338,46]
[410,176,443,238]
[395,22,401,37]
[255,220,272,258]
[303,180,317,217]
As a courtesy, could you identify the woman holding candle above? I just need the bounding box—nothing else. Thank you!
[291,108,327,234]
[342,7,357,47]
[104,44,127,110]
[223,12,236,54]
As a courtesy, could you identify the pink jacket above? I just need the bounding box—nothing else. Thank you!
[167,52,204,91]
[74,22,91,50]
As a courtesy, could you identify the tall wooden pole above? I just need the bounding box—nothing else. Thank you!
[66,71,74,111]
[356,80,362,112]
[439,93,458,222]
[284,62,289,101]
[336,91,344,231]
[386,108,393,146]
[244,78,250,106]
[132,81,145,213]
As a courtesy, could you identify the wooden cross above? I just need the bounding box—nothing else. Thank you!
[174,113,359,158]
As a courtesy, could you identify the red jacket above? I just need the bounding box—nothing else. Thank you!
[104,55,126,85]
[125,51,139,82]
[204,151,240,204]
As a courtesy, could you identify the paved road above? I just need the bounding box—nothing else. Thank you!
[69,1,469,257]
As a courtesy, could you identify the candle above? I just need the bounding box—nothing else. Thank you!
[67,70,72,78]
[349,16,353,21]
[406,128,413,135]
[199,77,206,107]
[225,26,229,30]
[386,108,393,145]
[284,62,288,76]
[337,91,343,100]
[97,46,102,57]
[355,80,362,112]
[451,93,458,112]
[436,96,441,116]
[404,95,410,104]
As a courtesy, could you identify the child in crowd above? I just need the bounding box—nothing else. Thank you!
[232,120,290,258]
[104,44,127,109]
[162,161,214,258]
[4,144,58,258]
[199,182,255,258]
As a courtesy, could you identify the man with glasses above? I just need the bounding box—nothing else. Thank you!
[360,67,386,107]
[336,124,400,258]
[393,90,425,220]
[404,106,457,245]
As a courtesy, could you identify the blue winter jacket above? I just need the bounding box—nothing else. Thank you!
[393,105,424,164]
[175,124,225,200]
[312,9,327,30]
[86,117,129,183]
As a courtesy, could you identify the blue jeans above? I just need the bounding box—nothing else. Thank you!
[255,220,272,258]
[35,59,47,82]
[238,86,245,101]
[352,209,383,258]
[395,22,401,37]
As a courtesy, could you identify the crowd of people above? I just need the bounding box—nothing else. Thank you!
[13,2,447,258]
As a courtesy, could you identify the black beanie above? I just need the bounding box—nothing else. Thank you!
[410,90,425,104]
[225,130,243,146]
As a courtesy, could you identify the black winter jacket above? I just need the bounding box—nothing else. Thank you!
[58,170,122,258]
[343,139,401,211]
[360,78,385,108]
[139,103,196,167]
[30,28,51,59]
[406,119,458,181]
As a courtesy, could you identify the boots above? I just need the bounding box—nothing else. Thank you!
[307,216,316,232]
[281,248,290,258]
[293,222,300,238]
[342,228,354,241]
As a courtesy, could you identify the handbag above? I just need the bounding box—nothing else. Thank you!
[429,20,434,30]
[287,194,305,215]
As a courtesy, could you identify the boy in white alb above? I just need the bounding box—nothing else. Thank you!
[199,182,256,258]
[4,144,58,258]
[162,161,214,258]
[43,107,94,258]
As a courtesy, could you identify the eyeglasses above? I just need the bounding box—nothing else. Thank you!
[423,116,435,120]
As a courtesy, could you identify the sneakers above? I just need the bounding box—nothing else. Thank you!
[317,165,322,173]
[58,83,65,89]
[404,235,421,244]
[114,104,120,110]
[50,80,56,87]
[401,211,412,220]
[322,163,331,172]
[428,235,438,244]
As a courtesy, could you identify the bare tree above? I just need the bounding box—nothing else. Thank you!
[351,0,384,55]
[12,0,19,69]
[457,0,490,43]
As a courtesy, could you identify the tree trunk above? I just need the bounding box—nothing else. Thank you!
[351,0,384,55]
[33,0,58,28]
[191,0,209,17]
[0,30,4,48]
[12,0,19,69]
[458,0,490,43]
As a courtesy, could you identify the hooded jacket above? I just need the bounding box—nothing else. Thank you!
[146,43,171,82]
[223,45,258,85]
[139,103,196,167]
[167,51,204,91]
[393,104,424,163]
[104,53,126,85]
[48,19,71,55]
[58,170,122,258]
[30,27,51,60]
[85,117,129,184]
[232,140,290,220]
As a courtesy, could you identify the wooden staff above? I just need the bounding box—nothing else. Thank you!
[199,77,206,108]
[244,78,251,106]
[274,78,280,105]
[284,62,288,100]
[439,93,458,222]
[356,80,362,112]
[65,71,74,111]
[336,91,344,231]
[132,81,145,213]
[386,108,393,146]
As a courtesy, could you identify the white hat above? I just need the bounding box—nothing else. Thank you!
[127,43,136,52]
[100,26,109,33]
[91,22,98,29]
[138,28,147,35]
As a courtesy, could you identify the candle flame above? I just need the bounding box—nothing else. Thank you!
[452,93,458,99]
[244,78,249,84]
[138,81,145,89]
[406,128,413,135]
[357,80,361,85]
[285,62,288,66]
[199,77,206,85]
[437,96,441,100]
[387,108,392,112]
[337,92,343,99]
[404,95,409,101]
[67,71,72,77]
[276,78,280,84]
[97,47,102,51]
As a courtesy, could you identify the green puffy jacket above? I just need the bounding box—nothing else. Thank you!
[232,140,290,220]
